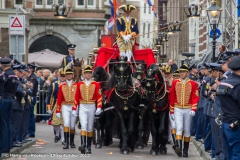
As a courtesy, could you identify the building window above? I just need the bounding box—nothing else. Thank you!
[144,3,146,13]
[148,5,151,14]
[77,0,84,5]
[58,0,64,4]
[88,0,94,6]
[47,0,53,5]
[36,0,43,5]
[163,3,167,20]
[143,23,145,38]
[147,23,150,38]
[16,0,23,4]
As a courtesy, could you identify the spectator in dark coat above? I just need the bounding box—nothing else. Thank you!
[168,59,178,73]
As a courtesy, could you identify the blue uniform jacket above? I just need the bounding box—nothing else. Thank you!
[46,81,60,109]
[3,68,18,98]
[217,73,240,123]
[13,80,25,111]
[116,16,139,37]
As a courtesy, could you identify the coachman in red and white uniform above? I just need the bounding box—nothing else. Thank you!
[74,65,102,154]
[56,68,78,149]
[169,64,199,157]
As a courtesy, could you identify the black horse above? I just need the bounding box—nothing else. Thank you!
[92,66,115,148]
[105,56,141,154]
[145,64,169,155]
[131,63,151,149]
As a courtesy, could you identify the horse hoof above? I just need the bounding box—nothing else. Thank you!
[150,150,158,156]
[129,147,134,152]
[95,143,102,149]
[137,145,144,149]
[123,150,129,155]
[160,150,167,155]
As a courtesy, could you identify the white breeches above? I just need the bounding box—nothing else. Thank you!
[79,104,96,132]
[174,107,192,137]
[169,112,176,129]
[120,51,132,62]
[62,105,77,130]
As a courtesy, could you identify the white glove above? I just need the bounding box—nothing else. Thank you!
[72,110,76,117]
[170,114,175,121]
[56,113,60,119]
[126,34,132,39]
[95,108,102,116]
[47,110,52,114]
[122,35,130,43]
[190,110,196,116]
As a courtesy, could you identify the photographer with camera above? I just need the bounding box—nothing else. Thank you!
[216,56,240,160]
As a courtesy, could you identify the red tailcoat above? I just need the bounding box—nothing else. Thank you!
[74,80,102,109]
[169,78,199,114]
[56,82,77,113]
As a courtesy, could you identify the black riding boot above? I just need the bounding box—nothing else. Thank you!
[78,136,86,154]
[86,137,92,154]
[172,133,177,150]
[70,133,76,148]
[174,140,182,157]
[183,142,189,157]
[63,132,69,149]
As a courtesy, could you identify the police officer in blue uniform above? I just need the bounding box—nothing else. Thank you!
[235,48,240,55]
[188,64,198,81]
[202,63,212,152]
[0,58,18,152]
[195,65,208,142]
[0,62,6,157]
[217,56,240,160]
[12,65,25,147]
[27,63,38,138]
[60,44,76,68]
[208,63,224,160]
[188,64,199,136]
[20,66,33,143]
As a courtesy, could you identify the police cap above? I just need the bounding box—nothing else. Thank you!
[0,58,12,64]
[22,65,30,72]
[228,56,240,71]
[218,51,238,64]
[189,64,197,71]
[67,44,76,50]
[12,64,23,72]
[13,59,22,65]
[209,63,221,71]
[203,62,210,68]
[27,63,36,69]
[235,48,240,53]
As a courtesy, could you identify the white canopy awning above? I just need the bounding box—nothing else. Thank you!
[28,49,65,68]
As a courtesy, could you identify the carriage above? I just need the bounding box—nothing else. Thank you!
[93,46,156,72]
[87,45,170,155]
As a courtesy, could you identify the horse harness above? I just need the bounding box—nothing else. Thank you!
[145,73,168,113]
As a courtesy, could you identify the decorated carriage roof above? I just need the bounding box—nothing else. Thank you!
[94,47,156,70]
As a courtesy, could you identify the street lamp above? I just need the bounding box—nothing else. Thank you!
[184,4,201,18]
[206,0,223,62]
[173,21,184,32]
[52,4,70,18]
